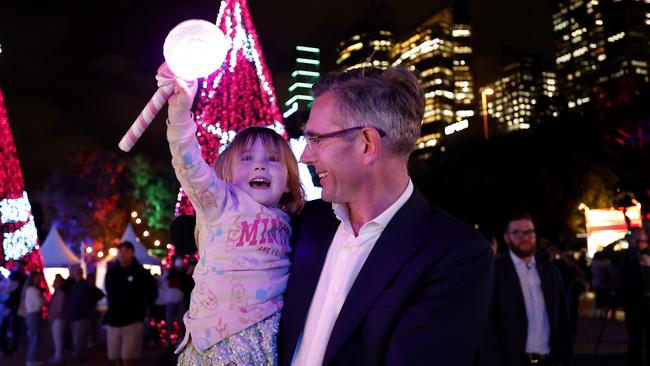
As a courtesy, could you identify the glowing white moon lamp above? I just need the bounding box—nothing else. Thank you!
[163,19,229,80]
[118,19,229,152]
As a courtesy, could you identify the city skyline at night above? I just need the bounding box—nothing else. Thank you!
[0,0,625,191]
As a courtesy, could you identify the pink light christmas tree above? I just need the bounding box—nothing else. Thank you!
[174,0,285,216]
[0,86,44,273]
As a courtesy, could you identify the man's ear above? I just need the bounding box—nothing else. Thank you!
[360,127,382,165]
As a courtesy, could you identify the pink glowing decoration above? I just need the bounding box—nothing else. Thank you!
[173,0,285,216]
[118,20,229,152]
[164,20,229,80]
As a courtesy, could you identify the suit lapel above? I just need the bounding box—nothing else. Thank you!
[504,254,527,323]
[322,189,431,364]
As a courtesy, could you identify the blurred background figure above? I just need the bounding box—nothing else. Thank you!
[545,245,587,334]
[164,258,186,346]
[21,272,45,366]
[620,227,650,366]
[105,241,157,366]
[48,274,67,364]
[1,263,26,357]
[84,272,104,350]
[0,274,10,356]
[482,211,572,366]
[65,265,95,363]
[591,251,615,318]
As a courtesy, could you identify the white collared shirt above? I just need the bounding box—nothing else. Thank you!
[292,180,414,366]
[509,250,551,355]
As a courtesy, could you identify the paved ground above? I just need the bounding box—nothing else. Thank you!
[570,293,629,366]
[1,325,178,366]
[0,293,635,365]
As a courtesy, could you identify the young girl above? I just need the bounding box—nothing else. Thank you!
[164,64,304,365]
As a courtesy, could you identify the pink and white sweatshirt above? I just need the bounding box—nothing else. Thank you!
[168,116,291,353]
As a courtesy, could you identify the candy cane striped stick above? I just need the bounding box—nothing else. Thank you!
[118,64,175,152]
[118,82,174,152]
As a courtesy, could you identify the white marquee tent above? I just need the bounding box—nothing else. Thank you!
[119,223,161,266]
[40,226,80,291]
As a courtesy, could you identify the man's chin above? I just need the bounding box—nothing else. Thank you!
[319,189,334,203]
[511,247,536,259]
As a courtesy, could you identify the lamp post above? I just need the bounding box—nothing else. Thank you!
[480,87,494,140]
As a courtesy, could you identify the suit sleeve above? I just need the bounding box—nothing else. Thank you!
[385,236,494,366]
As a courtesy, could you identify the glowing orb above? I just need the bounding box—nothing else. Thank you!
[163,19,229,80]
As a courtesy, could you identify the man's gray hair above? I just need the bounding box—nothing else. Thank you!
[312,67,424,156]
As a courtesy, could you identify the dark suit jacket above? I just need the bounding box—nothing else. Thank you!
[278,189,494,366]
[482,253,572,366]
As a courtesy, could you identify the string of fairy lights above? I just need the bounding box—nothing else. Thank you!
[130,210,172,253]
[82,210,171,263]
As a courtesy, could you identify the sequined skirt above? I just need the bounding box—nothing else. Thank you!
[177,312,279,366]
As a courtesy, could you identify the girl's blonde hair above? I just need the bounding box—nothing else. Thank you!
[213,126,305,216]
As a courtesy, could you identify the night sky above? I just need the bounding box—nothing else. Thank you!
[0,0,554,192]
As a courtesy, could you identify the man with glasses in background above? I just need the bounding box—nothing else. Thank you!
[482,211,572,366]
[278,66,493,366]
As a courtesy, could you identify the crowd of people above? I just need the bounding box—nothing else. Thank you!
[0,220,647,366]
[0,241,197,366]
[0,263,104,366]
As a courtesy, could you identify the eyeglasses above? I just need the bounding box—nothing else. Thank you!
[303,126,386,152]
[509,229,535,238]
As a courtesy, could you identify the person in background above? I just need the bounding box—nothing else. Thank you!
[152,273,168,344]
[164,263,185,346]
[22,271,46,366]
[65,265,95,363]
[1,263,26,356]
[591,251,615,317]
[0,273,10,357]
[86,272,104,349]
[481,231,500,256]
[168,216,196,315]
[105,241,158,366]
[620,227,650,366]
[482,211,572,366]
[48,274,67,364]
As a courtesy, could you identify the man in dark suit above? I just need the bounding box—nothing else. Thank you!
[278,66,494,366]
[482,212,572,366]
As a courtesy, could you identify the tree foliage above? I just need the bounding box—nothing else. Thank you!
[38,150,177,254]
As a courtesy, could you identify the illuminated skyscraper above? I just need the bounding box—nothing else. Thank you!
[391,1,476,149]
[552,0,650,112]
[337,1,393,70]
[283,46,323,201]
[283,45,320,137]
[453,21,475,124]
[485,55,560,134]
